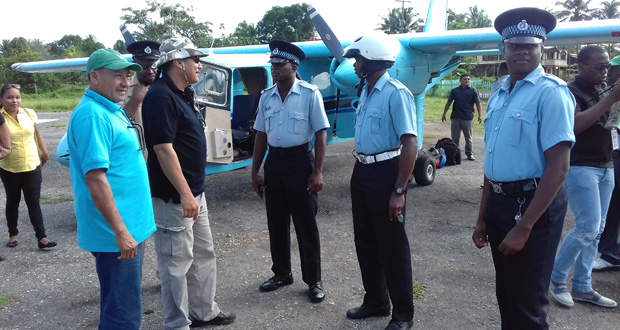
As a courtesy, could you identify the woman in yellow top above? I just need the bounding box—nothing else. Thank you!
[0,84,56,249]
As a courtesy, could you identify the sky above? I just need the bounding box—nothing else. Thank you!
[0,0,601,48]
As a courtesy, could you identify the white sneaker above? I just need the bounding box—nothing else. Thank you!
[572,291,617,308]
[592,258,620,271]
[550,282,574,307]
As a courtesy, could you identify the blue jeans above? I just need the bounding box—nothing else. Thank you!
[92,243,143,330]
[551,166,614,293]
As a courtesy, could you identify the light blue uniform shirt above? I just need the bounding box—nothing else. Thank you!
[354,72,416,155]
[484,66,576,182]
[68,88,155,252]
[254,79,330,148]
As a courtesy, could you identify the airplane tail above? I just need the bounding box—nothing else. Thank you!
[423,0,448,33]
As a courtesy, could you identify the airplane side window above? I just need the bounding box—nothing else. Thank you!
[201,67,228,106]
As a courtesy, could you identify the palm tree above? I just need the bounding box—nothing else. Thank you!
[597,0,620,19]
[378,7,424,34]
[554,0,595,21]
[466,6,492,28]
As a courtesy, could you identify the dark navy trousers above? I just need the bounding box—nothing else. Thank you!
[599,154,620,265]
[350,157,414,322]
[485,187,567,330]
[264,149,321,285]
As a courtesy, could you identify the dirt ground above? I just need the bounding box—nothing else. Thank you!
[0,111,619,330]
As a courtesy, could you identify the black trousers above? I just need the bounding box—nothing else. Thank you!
[350,157,414,322]
[264,149,321,285]
[0,166,47,240]
[599,154,620,265]
[485,187,566,330]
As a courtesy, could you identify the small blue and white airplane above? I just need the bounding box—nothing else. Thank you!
[11,1,620,185]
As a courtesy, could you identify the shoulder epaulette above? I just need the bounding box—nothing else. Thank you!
[298,80,319,91]
[261,84,277,94]
[541,73,567,86]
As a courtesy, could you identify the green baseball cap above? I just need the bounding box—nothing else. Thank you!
[611,55,620,67]
[86,49,142,74]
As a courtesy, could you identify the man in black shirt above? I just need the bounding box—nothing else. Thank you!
[442,74,482,160]
[550,45,620,309]
[143,37,235,329]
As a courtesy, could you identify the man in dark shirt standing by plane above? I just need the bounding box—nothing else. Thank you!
[442,74,482,160]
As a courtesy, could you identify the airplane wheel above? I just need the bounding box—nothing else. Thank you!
[413,154,436,186]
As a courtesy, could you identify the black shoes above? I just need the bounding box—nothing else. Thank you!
[0,255,4,261]
[309,281,325,303]
[385,319,413,330]
[189,311,236,327]
[259,273,294,292]
[346,304,391,319]
[38,240,57,249]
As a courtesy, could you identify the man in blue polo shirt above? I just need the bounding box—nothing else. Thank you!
[442,74,482,160]
[67,49,156,329]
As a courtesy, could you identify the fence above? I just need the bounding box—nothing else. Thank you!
[427,79,493,100]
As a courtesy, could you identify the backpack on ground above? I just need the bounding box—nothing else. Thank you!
[435,137,461,166]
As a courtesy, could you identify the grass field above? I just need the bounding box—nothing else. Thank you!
[20,90,487,133]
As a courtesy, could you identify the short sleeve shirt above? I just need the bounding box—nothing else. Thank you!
[0,107,41,172]
[567,76,613,168]
[142,74,207,201]
[67,88,155,252]
[254,79,329,148]
[447,86,480,120]
[354,72,417,155]
[483,66,576,182]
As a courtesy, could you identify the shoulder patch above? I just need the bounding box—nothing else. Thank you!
[298,80,319,91]
[541,73,567,86]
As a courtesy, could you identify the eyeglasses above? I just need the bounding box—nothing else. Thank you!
[584,63,611,71]
[138,63,156,71]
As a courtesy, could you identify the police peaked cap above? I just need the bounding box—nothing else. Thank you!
[269,40,306,64]
[494,7,557,44]
[127,40,161,60]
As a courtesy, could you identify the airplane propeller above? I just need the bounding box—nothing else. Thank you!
[119,24,136,45]
[307,5,344,64]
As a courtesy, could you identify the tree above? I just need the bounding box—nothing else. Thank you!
[256,3,315,43]
[554,0,595,21]
[113,40,127,53]
[378,7,424,34]
[597,0,620,19]
[121,0,213,47]
[0,38,60,93]
[447,9,468,30]
[47,35,104,59]
[465,6,492,28]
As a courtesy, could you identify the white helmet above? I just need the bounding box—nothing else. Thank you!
[342,33,401,62]
[154,37,208,68]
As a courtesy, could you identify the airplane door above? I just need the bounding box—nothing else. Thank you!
[195,62,234,164]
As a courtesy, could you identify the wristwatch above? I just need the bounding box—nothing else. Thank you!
[394,187,407,195]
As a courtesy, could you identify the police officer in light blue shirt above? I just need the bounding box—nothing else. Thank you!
[251,40,330,304]
[473,8,576,330]
[343,34,417,330]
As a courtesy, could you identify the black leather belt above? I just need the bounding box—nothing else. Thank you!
[489,178,539,195]
[268,143,311,158]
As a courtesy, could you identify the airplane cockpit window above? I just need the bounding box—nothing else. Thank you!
[200,66,228,107]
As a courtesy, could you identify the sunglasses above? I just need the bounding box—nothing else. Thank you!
[186,57,201,64]
[584,63,611,71]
